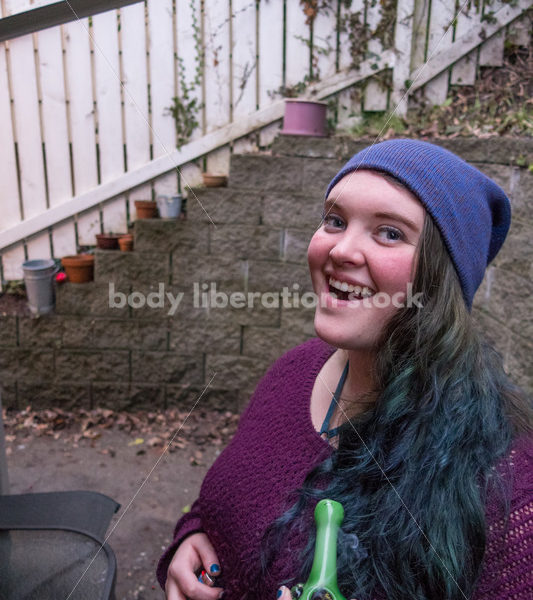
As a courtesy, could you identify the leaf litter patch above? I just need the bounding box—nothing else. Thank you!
[3,406,240,466]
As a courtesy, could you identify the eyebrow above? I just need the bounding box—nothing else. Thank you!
[323,200,420,232]
[374,211,420,232]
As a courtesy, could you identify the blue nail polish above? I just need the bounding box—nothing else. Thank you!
[277,589,283,598]
[210,563,220,574]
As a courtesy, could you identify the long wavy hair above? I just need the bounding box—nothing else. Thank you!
[254,206,532,600]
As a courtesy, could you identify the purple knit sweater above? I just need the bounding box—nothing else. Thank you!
[157,338,533,599]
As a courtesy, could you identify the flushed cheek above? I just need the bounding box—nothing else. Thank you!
[307,233,331,271]
[373,258,415,294]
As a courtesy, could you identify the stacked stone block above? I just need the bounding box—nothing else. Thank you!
[0,135,531,411]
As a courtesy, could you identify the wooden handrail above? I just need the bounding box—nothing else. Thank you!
[0,0,143,43]
[410,0,530,92]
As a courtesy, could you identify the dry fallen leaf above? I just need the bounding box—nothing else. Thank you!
[128,437,144,446]
[147,436,163,447]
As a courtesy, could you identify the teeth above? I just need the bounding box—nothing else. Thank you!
[328,277,374,298]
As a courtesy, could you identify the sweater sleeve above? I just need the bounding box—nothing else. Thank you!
[472,439,533,600]
[156,498,203,589]
[154,359,275,591]
[155,364,272,591]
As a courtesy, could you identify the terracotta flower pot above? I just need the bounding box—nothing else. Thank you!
[95,233,121,250]
[134,200,158,219]
[281,99,328,137]
[202,173,227,188]
[61,254,95,283]
[118,234,134,252]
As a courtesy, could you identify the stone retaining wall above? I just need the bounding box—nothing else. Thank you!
[1,135,531,411]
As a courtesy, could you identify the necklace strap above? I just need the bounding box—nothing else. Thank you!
[319,360,349,439]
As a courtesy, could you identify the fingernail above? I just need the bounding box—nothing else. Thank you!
[277,587,284,599]
[210,563,220,574]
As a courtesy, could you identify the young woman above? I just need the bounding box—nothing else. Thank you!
[158,139,532,600]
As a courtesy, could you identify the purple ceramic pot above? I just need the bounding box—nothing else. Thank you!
[281,99,328,137]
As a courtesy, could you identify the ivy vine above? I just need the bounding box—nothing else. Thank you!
[166,0,204,149]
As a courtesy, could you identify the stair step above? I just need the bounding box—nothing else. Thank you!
[271,134,533,165]
[228,153,344,196]
[271,134,369,159]
[94,249,169,285]
[134,219,208,253]
[56,281,131,317]
[184,187,323,228]
[185,188,261,224]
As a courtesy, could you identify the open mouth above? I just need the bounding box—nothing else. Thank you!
[328,277,374,302]
[328,284,350,301]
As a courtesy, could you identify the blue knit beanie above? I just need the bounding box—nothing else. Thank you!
[325,139,511,309]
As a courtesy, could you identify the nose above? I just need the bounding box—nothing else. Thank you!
[328,230,366,266]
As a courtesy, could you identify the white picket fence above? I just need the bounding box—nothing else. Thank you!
[0,0,530,283]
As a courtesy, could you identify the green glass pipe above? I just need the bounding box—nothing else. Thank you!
[294,499,347,600]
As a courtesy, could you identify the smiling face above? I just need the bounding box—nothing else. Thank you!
[308,169,426,353]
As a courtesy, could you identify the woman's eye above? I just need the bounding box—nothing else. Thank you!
[377,226,404,242]
[322,213,344,229]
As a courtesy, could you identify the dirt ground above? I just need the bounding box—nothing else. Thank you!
[3,410,235,599]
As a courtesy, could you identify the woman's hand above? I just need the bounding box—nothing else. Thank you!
[165,532,224,600]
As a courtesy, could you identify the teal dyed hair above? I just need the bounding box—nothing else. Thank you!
[254,211,532,600]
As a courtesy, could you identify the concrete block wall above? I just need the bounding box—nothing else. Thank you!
[1,135,531,411]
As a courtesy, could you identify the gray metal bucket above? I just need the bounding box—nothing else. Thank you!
[157,194,183,218]
[22,259,57,316]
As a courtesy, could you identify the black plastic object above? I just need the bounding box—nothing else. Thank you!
[0,490,120,600]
